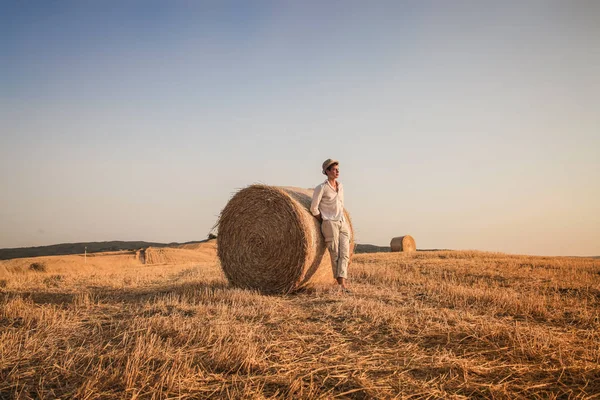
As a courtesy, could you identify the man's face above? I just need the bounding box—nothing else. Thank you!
[326,164,340,180]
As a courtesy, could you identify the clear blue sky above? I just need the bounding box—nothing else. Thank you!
[1,1,599,256]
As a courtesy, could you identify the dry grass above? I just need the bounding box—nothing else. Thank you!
[1,249,599,399]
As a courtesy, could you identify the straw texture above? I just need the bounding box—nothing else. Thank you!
[217,185,354,293]
[390,235,416,252]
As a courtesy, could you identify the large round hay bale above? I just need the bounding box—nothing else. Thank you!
[390,235,416,252]
[217,185,354,293]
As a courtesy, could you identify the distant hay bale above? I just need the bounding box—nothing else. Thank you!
[390,236,416,252]
[135,249,146,264]
[217,185,354,294]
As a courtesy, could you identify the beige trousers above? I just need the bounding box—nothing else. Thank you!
[321,220,350,279]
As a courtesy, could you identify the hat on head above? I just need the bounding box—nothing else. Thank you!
[322,158,339,175]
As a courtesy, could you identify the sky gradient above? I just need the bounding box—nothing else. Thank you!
[1,1,599,256]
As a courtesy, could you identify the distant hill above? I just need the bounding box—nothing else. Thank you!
[0,241,457,260]
[355,244,391,254]
[0,240,208,260]
[353,245,451,253]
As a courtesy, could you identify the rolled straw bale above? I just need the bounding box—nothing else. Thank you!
[390,235,416,252]
[217,185,354,294]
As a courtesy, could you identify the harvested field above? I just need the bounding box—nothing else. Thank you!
[1,249,599,399]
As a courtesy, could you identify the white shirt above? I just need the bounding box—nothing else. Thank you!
[310,180,345,221]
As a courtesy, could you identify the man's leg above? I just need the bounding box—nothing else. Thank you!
[336,221,350,288]
[321,220,340,281]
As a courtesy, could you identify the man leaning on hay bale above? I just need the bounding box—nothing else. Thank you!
[311,159,351,294]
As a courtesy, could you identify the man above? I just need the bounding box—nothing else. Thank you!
[310,158,351,293]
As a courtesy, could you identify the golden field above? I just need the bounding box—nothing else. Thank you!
[1,246,599,399]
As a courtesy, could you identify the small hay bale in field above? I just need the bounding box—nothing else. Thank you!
[217,185,354,294]
[135,248,146,264]
[390,235,416,252]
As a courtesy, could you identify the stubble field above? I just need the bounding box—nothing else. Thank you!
[1,247,599,399]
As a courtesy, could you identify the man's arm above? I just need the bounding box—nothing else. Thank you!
[310,185,324,222]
